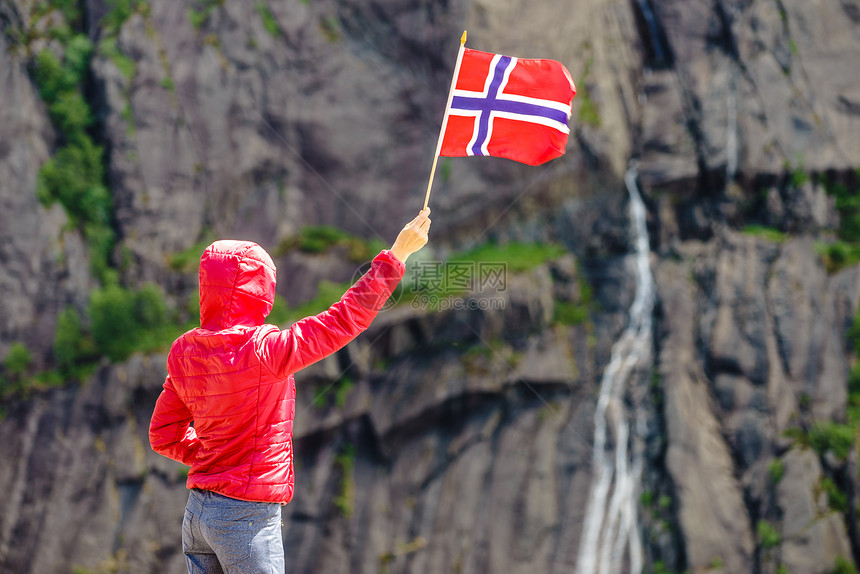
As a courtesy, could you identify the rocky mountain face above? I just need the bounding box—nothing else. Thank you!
[1,0,859,573]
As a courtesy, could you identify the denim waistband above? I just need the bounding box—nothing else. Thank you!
[187,488,280,512]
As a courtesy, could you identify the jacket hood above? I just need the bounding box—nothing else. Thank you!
[199,240,276,330]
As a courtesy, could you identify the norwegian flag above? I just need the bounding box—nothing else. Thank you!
[439,48,576,166]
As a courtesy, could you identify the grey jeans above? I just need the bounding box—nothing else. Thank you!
[182,489,285,574]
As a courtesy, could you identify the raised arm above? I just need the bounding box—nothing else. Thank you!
[259,209,431,377]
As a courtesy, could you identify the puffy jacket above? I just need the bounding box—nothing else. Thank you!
[149,240,404,503]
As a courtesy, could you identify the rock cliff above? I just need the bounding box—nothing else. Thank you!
[1,0,859,573]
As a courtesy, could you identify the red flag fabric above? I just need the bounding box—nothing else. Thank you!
[440,48,576,166]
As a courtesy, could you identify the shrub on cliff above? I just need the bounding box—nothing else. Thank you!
[89,283,170,362]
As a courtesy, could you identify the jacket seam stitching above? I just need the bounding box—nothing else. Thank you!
[223,256,243,328]
[245,360,263,498]
[256,327,283,379]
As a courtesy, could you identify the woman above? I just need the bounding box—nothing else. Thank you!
[150,209,431,573]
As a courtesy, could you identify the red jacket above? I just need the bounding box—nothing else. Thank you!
[149,240,404,503]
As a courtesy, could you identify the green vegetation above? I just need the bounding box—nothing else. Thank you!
[576,57,601,127]
[755,158,860,263]
[334,444,356,518]
[318,15,340,43]
[311,375,356,410]
[334,376,355,408]
[33,39,89,123]
[3,340,65,397]
[285,280,353,322]
[378,538,428,572]
[832,556,860,574]
[34,283,187,389]
[99,37,136,79]
[244,237,567,327]
[826,179,860,243]
[652,560,677,574]
[449,241,566,274]
[97,0,147,136]
[53,307,96,370]
[777,255,860,531]
[816,241,860,275]
[4,3,193,394]
[784,421,854,461]
[848,307,860,424]
[742,225,788,243]
[312,385,328,409]
[553,301,590,325]
[4,2,80,48]
[640,490,655,508]
[277,225,386,263]
[403,241,566,307]
[30,7,118,285]
[167,237,213,273]
[782,426,810,449]
[757,520,781,549]
[440,157,452,184]
[285,225,349,254]
[817,173,860,273]
[768,458,785,486]
[554,271,594,326]
[819,477,848,513]
[102,0,149,34]
[89,283,178,362]
[266,295,291,326]
[4,343,32,378]
[788,164,809,189]
[808,421,855,461]
[188,9,207,29]
[461,339,502,363]
[188,0,223,29]
[36,133,108,223]
[32,0,81,29]
[1,342,34,394]
[256,2,281,37]
[460,339,521,375]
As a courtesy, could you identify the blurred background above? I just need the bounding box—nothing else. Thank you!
[1,0,859,573]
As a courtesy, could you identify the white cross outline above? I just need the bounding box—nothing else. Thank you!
[448,54,573,157]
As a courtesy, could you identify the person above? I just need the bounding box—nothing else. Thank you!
[149,209,431,574]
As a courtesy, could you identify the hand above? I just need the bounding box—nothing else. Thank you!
[390,208,431,264]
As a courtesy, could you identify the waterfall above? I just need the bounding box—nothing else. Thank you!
[576,166,655,574]
[636,0,668,67]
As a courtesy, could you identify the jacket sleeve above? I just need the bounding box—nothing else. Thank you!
[259,249,405,378]
[149,375,200,465]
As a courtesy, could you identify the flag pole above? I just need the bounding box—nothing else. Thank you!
[422,30,468,210]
